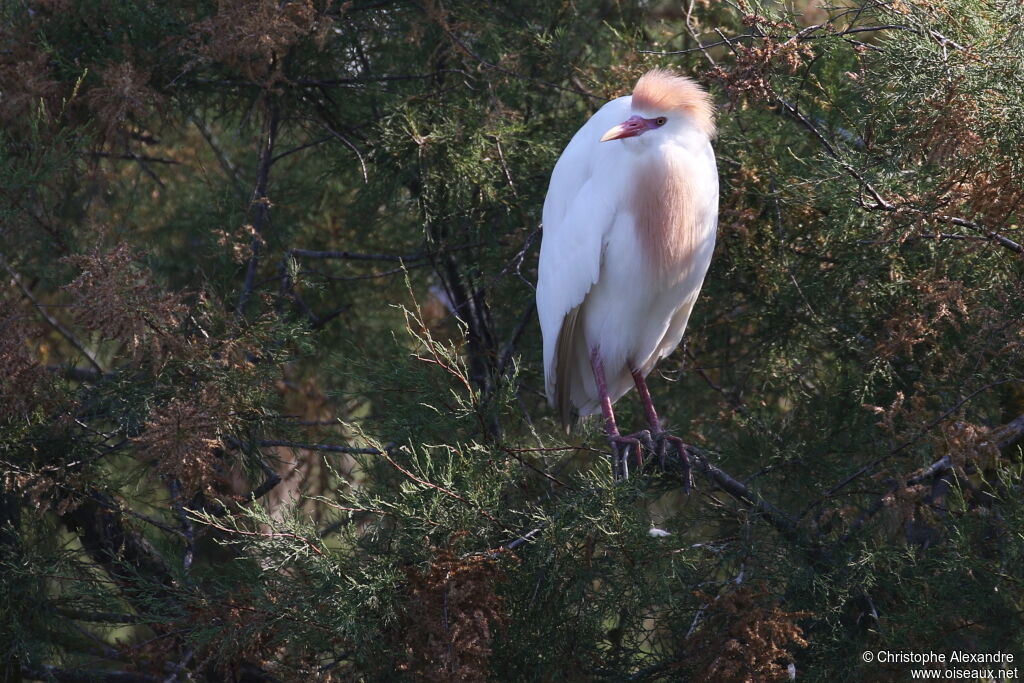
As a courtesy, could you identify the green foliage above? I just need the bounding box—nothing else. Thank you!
[1,0,1023,681]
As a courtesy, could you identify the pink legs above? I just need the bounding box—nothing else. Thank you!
[589,348,618,440]
[631,367,692,491]
[631,368,663,434]
[589,348,645,479]
[588,348,692,488]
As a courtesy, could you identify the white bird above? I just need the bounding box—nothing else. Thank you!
[536,69,718,476]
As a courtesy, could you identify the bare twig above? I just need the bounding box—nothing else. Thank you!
[89,151,181,165]
[816,381,1023,508]
[777,100,1022,255]
[168,479,195,572]
[271,135,332,163]
[22,664,160,683]
[685,446,800,542]
[236,103,280,316]
[288,241,483,263]
[2,256,104,374]
[52,608,146,624]
[497,299,535,377]
[321,122,368,183]
[44,365,108,382]
[863,203,1023,254]
[255,439,387,455]
[640,25,916,56]
[249,457,283,499]
[188,114,246,199]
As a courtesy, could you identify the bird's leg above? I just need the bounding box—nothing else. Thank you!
[631,368,663,434]
[590,348,643,480]
[631,368,692,491]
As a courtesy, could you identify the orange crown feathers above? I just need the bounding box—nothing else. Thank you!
[631,69,716,138]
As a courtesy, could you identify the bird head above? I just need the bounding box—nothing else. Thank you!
[599,69,715,143]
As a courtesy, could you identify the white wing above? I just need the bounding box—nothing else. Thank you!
[537,96,632,423]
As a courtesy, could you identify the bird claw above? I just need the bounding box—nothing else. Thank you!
[654,432,693,493]
[606,432,638,481]
[607,430,692,491]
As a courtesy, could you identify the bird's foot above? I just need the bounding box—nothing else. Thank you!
[608,430,654,481]
[653,432,694,493]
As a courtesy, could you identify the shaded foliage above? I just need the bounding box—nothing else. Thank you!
[1,0,1023,680]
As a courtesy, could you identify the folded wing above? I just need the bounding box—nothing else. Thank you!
[537,97,631,426]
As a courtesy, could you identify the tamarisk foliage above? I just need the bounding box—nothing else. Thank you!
[2,0,1023,680]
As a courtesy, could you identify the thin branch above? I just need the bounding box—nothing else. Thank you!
[22,664,160,683]
[44,364,108,382]
[255,439,386,455]
[685,446,800,542]
[497,299,535,377]
[500,445,572,490]
[2,256,104,373]
[864,204,1023,254]
[249,457,283,500]
[777,99,1022,255]
[684,347,748,416]
[236,102,280,316]
[286,241,484,267]
[271,135,332,163]
[504,523,544,551]
[430,14,604,101]
[310,304,349,330]
[818,381,1024,507]
[640,25,916,56]
[89,152,181,165]
[188,114,246,199]
[52,608,146,624]
[289,248,423,263]
[168,479,195,573]
[320,122,368,183]
[993,413,1024,451]
[292,70,472,86]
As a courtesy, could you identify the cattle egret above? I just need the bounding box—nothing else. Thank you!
[537,69,718,479]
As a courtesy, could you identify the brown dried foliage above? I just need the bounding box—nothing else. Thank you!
[939,419,1000,474]
[909,86,1024,225]
[943,162,1024,227]
[62,241,185,359]
[864,388,929,446]
[915,86,986,166]
[3,464,84,516]
[399,539,507,682]
[875,278,968,360]
[686,584,810,682]
[185,0,333,86]
[0,299,47,421]
[83,61,162,144]
[0,28,63,128]
[184,588,278,679]
[876,475,930,539]
[214,223,265,264]
[133,388,233,495]
[712,17,814,106]
[718,164,762,244]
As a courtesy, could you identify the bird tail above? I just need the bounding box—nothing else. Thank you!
[554,305,583,433]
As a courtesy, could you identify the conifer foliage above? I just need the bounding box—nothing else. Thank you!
[2,0,1023,680]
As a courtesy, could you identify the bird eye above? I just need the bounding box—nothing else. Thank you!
[655,117,667,126]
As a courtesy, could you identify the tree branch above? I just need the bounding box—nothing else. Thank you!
[236,102,280,316]
[777,99,1022,256]
[2,256,104,374]
[22,664,160,683]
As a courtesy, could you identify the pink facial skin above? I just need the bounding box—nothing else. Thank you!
[599,115,663,142]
